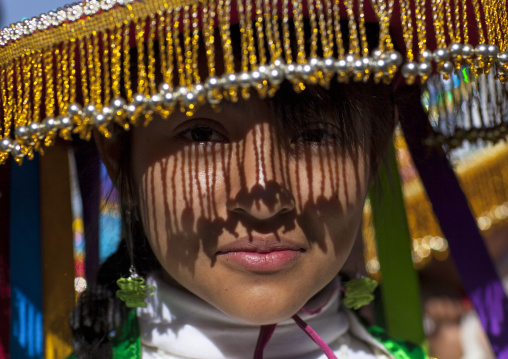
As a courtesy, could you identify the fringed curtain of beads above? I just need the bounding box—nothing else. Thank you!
[0,0,506,164]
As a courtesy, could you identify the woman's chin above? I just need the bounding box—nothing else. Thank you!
[211,292,307,325]
[221,307,299,326]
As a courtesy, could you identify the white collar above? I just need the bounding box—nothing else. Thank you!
[137,273,392,359]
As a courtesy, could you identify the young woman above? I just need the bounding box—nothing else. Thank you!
[73,78,405,358]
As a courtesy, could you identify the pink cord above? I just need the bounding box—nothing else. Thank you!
[292,314,338,359]
[252,315,338,359]
[253,324,277,359]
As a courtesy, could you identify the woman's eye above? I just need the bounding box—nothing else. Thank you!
[293,128,339,144]
[180,126,228,143]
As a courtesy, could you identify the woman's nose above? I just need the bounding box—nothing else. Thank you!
[226,123,295,220]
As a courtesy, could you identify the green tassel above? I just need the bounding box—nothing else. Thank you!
[116,276,155,308]
[343,277,378,310]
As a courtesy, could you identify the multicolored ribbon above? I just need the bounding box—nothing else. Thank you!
[398,86,508,357]
[370,143,425,346]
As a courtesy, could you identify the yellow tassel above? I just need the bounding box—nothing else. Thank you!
[111,27,122,99]
[91,32,103,107]
[173,8,186,90]
[165,9,175,87]
[44,48,56,118]
[147,14,157,96]
[135,17,148,97]
[122,24,133,103]
[79,37,90,106]
[103,31,112,106]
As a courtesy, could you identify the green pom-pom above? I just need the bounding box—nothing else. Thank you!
[343,277,378,310]
[116,276,156,308]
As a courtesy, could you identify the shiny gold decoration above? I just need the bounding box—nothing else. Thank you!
[364,133,508,272]
[0,0,506,163]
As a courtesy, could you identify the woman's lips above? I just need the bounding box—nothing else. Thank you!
[216,237,305,272]
[220,250,302,272]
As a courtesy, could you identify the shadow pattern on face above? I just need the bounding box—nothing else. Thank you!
[131,81,389,278]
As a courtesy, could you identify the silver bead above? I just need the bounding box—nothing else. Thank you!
[238,72,251,87]
[434,48,450,62]
[421,49,434,62]
[353,58,368,74]
[461,44,474,59]
[272,59,284,68]
[401,62,418,78]
[28,122,40,136]
[371,48,383,59]
[487,44,499,58]
[449,43,463,58]
[183,90,198,107]
[162,91,176,107]
[375,58,389,73]
[11,143,23,158]
[205,76,220,91]
[195,84,205,97]
[100,0,116,11]
[254,66,268,82]
[159,82,171,94]
[268,68,284,85]
[93,113,107,126]
[498,52,508,65]
[175,86,188,101]
[440,61,454,75]
[345,54,355,68]
[101,106,114,120]
[418,62,432,77]
[323,58,335,72]
[37,14,50,31]
[302,63,313,78]
[335,59,348,73]
[149,94,162,107]
[125,104,137,118]
[475,44,489,57]
[132,93,148,107]
[286,63,298,80]
[84,0,100,16]
[111,97,126,112]
[362,57,371,70]
[59,116,74,130]
[251,70,262,83]
[67,5,84,22]
[388,51,403,67]
[0,138,11,152]
[44,117,60,131]
[15,125,29,139]
[257,65,268,75]
[67,103,82,117]
[225,73,238,87]
[309,57,323,70]
[83,104,97,117]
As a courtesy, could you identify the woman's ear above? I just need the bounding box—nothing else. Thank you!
[93,129,126,188]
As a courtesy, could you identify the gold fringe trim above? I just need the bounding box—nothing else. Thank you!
[364,137,508,272]
[0,0,506,164]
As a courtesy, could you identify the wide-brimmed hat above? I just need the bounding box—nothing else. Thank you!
[0,0,506,164]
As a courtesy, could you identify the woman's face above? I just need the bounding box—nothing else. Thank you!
[131,91,371,325]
